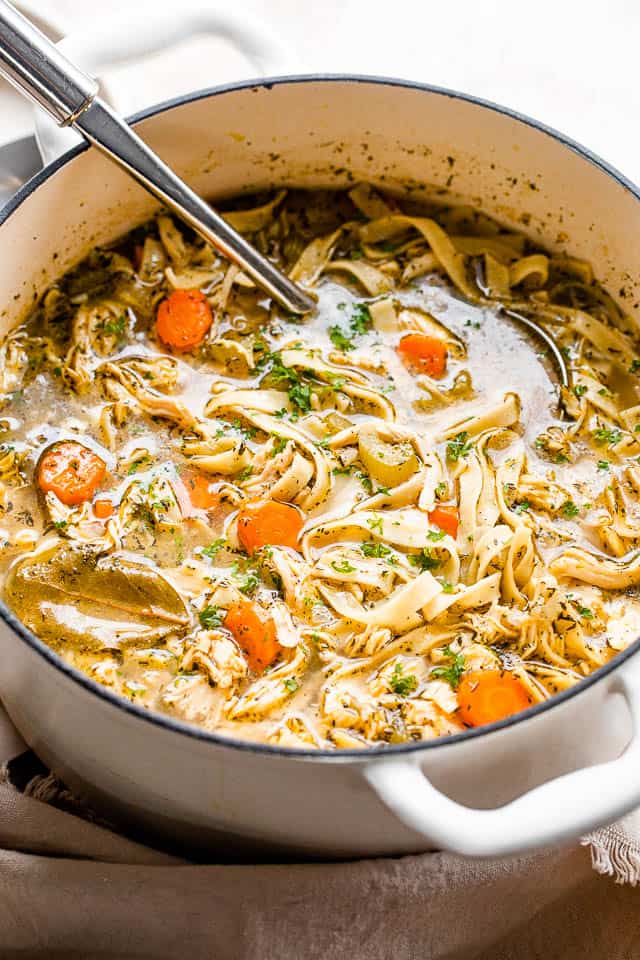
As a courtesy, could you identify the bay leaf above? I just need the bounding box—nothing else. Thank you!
[5,542,190,651]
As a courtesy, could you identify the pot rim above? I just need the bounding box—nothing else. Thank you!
[1,73,639,761]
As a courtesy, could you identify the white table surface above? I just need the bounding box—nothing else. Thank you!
[2,0,640,184]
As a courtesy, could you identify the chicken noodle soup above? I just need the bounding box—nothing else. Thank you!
[2,185,640,749]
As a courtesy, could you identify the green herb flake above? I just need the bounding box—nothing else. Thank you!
[199,605,223,629]
[573,383,588,398]
[361,542,392,559]
[427,529,446,541]
[329,325,354,351]
[431,645,465,689]
[562,500,580,518]
[201,538,226,560]
[409,549,440,571]
[597,460,610,471]
[270,435,288,457]
[593,426,623,447]
[388,662,418,697]
[350,303,372,335]
[367,514,384,534]
[331,559,356,574]
[446,431,472,462]
[127,455,150,475]
[284,677,300,694]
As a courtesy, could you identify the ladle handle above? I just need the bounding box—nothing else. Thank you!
[0,0,315,315]
[0,0,98,124]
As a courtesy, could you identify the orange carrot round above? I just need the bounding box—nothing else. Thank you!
[156,289,213,352]
[37,441,106,506]
[182,473,219,511]
[93,498,114,520]
[237,501,303,554]
[398,333,448,377]
[225,599,281,673]
[428,505,459,538]
[457,670,532,727]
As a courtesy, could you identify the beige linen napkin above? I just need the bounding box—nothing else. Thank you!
[583,815,640,886]
[1,707,639,960]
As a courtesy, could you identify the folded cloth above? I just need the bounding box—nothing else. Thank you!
[1,705,639,960]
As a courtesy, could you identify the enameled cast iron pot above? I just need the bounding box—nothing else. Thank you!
[2,14,640,860]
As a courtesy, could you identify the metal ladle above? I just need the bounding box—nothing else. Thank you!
[0,0,314,315]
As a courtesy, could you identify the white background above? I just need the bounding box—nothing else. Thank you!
[2,0,640,183]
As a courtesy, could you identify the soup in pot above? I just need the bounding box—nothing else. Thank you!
[1,184,640,749]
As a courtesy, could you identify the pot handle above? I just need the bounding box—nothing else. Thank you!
[363,665,640,856]
[34,0,292,165]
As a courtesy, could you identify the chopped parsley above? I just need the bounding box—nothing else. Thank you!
[53,519,67,530]
[284,677,300,694]
[367,514,384,534]
[270,435,288,457]
[409,549,440,571]
[127,455,151,475]
[102,314,126,337]
[199,605,223,629]
[440,579,454,593]
[361,542,392,559]
[331,559,356,574]
[201,538,226,560]
[350,303,372,335]
[431,646,465,689]
[329,326,354,351]
[357,471,373,494]
[630,359,640,374]
[388,662,418,697]
[427,529,446,541]
[597,460,610,471]
[593,426,623,447]
[573,383,588,398]
[328,302,372,351]
[561,500,580,519]
[513,500,530,514]
[446,431,472,462]
[231,562,259,594]
[288,382,312,414]
[260,353,313,415]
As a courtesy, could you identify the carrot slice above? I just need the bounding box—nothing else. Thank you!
[397,333,448,377]
[225,599,281,673]
[428,505,459,538]
[181,473,219,511]
[457,670,532,727]
[237,501,303,554]
[37,441,106,506]
[93,498,114,520]
[156,289,213,352]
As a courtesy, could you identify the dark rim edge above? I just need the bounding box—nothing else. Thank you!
[1,73,639,762]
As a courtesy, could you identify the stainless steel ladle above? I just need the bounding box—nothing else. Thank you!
[0,0,314,315]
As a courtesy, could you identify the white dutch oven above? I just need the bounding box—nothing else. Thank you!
[1,9,640,860]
